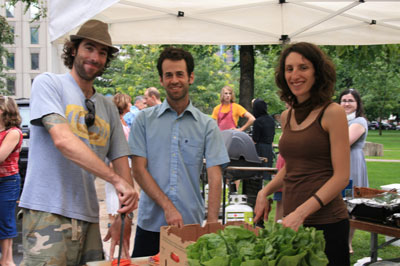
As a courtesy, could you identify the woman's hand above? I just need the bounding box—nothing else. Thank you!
[281,209,306,232]
[253,190,272,223]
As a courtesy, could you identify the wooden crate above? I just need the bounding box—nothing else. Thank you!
[353,186,388,198]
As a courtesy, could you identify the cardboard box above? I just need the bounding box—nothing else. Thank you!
[159,222,259,266]
[86,257,151,266]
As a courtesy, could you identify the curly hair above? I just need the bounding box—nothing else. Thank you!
[275,42,336,107]
[62,39,117,70]
[0,96,21,129]
[338,88,365,118]
[157,47,194,78]
[219,85,236,103]
[112,93,132,115]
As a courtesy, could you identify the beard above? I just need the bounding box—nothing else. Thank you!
[73,56,104,81]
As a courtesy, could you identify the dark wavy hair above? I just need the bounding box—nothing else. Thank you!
[62,39,117,70]
[157,47,194,78]
[0,96,21,129]
[275,42,336,107]
[338,88,365,118]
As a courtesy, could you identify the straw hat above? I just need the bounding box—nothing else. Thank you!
[70,20,119,53]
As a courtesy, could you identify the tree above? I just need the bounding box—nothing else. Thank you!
[325,44,400,135]
[239,45,254,113]
[94,45,239,114]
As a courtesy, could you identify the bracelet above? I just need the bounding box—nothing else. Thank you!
[313,194,324,208]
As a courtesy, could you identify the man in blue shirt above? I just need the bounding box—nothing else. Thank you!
[129,47,229,257]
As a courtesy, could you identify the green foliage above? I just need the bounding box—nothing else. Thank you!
[325,45,400,122]
[253,45,284,115]
[92,43,399,121]
[186,223,328,266]
[7,0,47,21]
[95,45,239,114]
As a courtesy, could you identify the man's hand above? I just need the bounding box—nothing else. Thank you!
[164,204,184,228]
[114,178,139,214]
[103,215,132,260]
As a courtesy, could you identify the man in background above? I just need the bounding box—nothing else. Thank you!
[144,87,162,107]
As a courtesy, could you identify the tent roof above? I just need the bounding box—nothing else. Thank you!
[49,0,400,45]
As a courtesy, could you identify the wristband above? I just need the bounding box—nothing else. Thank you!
[313,194,324,208]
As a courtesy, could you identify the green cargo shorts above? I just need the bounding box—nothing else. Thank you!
[20,209,104,266]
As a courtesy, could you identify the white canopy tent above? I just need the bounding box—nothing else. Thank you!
[48,0,400,72]
[49,0,400,45]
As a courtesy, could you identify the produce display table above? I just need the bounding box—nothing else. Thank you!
[350,218,400,264]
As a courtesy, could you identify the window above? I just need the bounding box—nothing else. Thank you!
[7,53,15,69]
[30,27,39,44]
[5,2,14,18]
[6,78,15,95]
[31,53,39,70]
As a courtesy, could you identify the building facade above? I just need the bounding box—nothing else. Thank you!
[1,0,50,98]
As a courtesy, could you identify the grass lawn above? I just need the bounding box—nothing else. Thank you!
[350,130,400,264]
[366,130,400,160]
[271,129,400,264]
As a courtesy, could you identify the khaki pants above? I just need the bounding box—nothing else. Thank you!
[20,209,104,266]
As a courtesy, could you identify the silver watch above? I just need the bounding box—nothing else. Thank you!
[126,212,134,219]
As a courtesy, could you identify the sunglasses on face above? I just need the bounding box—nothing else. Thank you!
[85,99,96,127]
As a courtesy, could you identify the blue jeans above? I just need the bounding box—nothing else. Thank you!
[0,173,21,239]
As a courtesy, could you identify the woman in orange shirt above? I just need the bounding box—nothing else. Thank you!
[212,86,255,131]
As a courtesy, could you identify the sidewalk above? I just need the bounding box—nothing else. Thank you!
[365,159,400,162]
[95,178,138,260]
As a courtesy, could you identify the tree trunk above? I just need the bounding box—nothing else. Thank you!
[239,45,254,115]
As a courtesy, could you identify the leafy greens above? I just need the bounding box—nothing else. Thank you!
[186,222,328,266]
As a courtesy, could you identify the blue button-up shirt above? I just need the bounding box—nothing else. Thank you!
[129,100,229,232]
[123,105,140,128]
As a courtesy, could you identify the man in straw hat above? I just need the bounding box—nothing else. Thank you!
[19,20,138,265]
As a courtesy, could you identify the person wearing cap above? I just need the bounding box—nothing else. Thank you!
[19,20,138,265]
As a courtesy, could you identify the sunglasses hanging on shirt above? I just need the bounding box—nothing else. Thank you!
[85,99,96,127]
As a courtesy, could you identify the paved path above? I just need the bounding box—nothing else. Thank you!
[365,159,400,163]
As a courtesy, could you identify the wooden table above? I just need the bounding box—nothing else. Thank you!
[350,219,400,263]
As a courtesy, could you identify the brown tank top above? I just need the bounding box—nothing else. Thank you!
[279,103,348,224]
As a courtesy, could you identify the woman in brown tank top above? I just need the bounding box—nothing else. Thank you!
[254,42,351,266]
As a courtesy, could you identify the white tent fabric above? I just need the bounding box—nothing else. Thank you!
[49,0,400,46]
